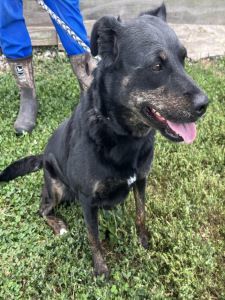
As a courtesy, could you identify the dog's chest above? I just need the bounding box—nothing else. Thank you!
[126,174,137,186]
[86,124,155,208]
[92,173,137,209]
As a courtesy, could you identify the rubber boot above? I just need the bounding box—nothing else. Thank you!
[69,53,97,92]
[7,56,38,134]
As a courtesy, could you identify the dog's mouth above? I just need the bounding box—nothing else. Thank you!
[143,106,196,143]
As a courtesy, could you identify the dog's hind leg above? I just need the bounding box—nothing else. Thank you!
[133,178,149,249]
[80,194,109,278]
[39,174,68,236]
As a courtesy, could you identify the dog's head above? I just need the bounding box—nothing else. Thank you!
[90,4,208,143]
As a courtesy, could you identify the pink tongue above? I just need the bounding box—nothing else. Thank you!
[167,121,197,144]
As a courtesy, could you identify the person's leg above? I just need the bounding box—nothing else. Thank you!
[0,0,32,59]
[0,0,37,134]
[44,0,96,91]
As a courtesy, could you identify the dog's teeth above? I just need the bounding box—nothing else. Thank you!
[155,111,161,117]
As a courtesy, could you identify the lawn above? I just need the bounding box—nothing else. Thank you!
[0,54,225,299]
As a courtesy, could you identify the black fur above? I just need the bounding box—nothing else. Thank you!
[140,3,167,21]
[0,155,43,182]
[0,4,208,277]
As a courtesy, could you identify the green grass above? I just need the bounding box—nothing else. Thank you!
[0,55,225,299]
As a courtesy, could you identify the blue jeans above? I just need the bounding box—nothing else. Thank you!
[0,0,90,59]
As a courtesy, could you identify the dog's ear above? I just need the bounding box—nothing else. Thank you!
[90,16,122,67]
[140,3,167,22]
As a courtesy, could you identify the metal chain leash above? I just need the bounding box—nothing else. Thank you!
[36,0,91,54]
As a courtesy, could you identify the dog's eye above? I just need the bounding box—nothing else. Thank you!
[152,64,162,72]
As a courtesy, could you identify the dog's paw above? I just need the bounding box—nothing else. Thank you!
[45,216,68,236]
[94,262,109,278]
[53,221,68,236]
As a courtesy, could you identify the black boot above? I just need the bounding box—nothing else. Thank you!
[7,56,38,134]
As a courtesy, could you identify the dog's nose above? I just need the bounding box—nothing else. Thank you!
[193,93,208,117]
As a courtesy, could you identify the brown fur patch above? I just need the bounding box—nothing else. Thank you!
[51,179,65,205]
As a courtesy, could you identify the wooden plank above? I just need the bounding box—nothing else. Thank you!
[28,26,58,46]
[24,0,225,27]
[22,0,225,60]
[24,0,52,27]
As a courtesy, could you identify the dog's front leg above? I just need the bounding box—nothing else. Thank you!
[133,178,149,249]
[81,198,109,277]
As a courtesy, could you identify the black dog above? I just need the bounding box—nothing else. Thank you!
[0,4,208,277]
